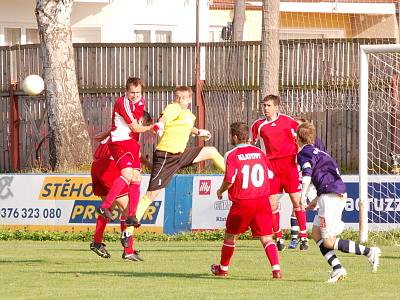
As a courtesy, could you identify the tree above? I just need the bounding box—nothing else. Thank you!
[232,0,245,41]
[35,0,92,171]
[260,0,280,97]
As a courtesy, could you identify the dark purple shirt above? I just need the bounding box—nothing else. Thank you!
[297,144,346,196]
[314,137,326,152]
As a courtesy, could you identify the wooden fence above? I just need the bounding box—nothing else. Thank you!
[0,38,396,172]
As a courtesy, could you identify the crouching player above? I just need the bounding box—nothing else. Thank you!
[211,122,281,279]
[297,122,381,283]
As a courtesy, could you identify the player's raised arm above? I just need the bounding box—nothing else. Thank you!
[192,127,212,141]
[128,120,153,133]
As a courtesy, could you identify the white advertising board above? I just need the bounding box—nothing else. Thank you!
[0,174,164,232]
[192,175,400,231]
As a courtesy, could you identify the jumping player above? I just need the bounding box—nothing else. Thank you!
[211,122,281,279]
[89,111,153,262]
[122,86,226,243]
[97,77,155,229]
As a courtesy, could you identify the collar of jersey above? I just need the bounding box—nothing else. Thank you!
[124,96,143,105]
[235,143,249,148]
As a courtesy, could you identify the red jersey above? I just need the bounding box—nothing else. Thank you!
[110,96,145,142]
[224,144,271,201]
[93,136,111,160]
[251,114,298,160]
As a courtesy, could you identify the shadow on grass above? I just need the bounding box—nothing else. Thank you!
[0,259,45,264]
[382,255,400,260]
[47,270,309,282]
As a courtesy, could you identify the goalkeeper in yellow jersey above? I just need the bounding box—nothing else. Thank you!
[122,86,225,244]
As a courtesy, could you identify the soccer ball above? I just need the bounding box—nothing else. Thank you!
[21,74,44,96]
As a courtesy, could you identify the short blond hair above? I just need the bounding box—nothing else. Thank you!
[174,86,193,99]
[297,122,316,145]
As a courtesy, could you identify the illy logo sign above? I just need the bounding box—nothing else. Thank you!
[199,180,211,195]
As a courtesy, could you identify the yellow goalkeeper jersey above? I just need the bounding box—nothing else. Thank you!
[156,102,196,154]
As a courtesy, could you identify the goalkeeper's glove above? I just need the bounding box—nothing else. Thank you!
[152,122,164,137]
[198,129,211,141]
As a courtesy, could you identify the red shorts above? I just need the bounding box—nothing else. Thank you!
[109,139,141,170]
[269,156,301,195]
[225,198,273,237]
[91,158,129,197]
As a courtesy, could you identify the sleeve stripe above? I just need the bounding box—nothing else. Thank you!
[124,97,135,123]
[302,162,312,170]
[231,169,237,182]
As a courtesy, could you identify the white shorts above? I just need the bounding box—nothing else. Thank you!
[306,184,317,202]
[313,193,347,239]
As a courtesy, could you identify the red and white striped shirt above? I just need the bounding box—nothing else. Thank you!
[110,96,145,142]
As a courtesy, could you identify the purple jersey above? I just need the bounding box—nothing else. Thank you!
[297,144,346,196]
[314,137,326,152]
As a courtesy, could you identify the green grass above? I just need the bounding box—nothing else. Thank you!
[0,240,399,300]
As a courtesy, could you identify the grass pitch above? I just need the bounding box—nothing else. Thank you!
[0,240,399,300]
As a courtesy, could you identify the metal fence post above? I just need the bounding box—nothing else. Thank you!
[9,82,20,171]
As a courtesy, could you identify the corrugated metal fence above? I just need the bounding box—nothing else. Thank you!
[0,38,395,172]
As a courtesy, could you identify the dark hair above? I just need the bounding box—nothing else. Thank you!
[293,116,307,124]
[230,122,249,143]
[174,86,193,98]
[126,77,144,92]
[297,122,316,145]
[142,110,153,126]
[263,94,280,106]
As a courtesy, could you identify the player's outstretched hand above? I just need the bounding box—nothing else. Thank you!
[198,129,211,141]
[216,189,223,200]
[152,122,164,137]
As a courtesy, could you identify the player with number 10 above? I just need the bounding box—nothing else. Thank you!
[211,122,281,279]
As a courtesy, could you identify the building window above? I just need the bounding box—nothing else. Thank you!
[155,30,171,43]
[208,25,224,42]
[134,30,151,43]
[133,26,173,43]
[4,27,21,46]
[1,26,40,46]
[26,28,39,44]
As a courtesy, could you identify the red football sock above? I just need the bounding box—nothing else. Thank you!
[101,176,128,209]
[93,215,108,244]
[128,181,141,217]
[272,210,283,239]
[220,239,236,267]
[124,236,134,254]
[294,206,307,239]
[263,241,280,269]
[120,219,127,232]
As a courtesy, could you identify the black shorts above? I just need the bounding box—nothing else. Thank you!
[147,147,203,191]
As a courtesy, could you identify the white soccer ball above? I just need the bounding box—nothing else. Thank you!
[21,74,44,96]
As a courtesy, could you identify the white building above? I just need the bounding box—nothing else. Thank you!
[0,0,210,46]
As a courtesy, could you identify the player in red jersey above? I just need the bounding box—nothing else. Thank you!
[97,77,155,229]
[90,112,153,262]
[211,122,281,279]
[251,95,308,251]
